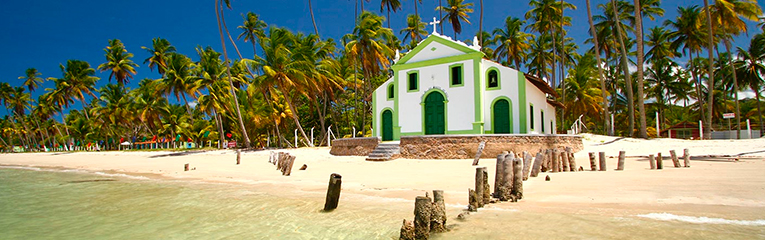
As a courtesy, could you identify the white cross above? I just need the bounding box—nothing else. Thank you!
[429,17,440,34]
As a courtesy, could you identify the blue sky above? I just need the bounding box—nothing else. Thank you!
[0,0,762,115]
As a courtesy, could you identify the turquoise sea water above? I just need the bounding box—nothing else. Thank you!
[1,166,764,240]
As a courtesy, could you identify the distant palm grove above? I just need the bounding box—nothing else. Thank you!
[2,0,764,151]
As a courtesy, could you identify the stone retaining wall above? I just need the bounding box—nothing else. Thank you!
[329,137,380,156]
[400,134,583,159]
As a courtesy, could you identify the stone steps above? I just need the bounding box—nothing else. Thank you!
[366,143,400,161]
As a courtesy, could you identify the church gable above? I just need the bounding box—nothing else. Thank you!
[397,35,481,65]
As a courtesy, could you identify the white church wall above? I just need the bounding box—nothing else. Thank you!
[525,83,553,134]
[372,78,395,137]
[481,60,521,133]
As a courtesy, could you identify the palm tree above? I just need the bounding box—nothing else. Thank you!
[702,0,716,139]
[563,53,603,122]
[585,0,611,135]
[527,34,553,81]
[735,33,765,136]
[7,87,34,147]
[160,52,197,116]
[380,0,402,29]
[400,14,427,45]
[632,0,647,138]
[141,38,176,76]
[492,17,531,70]
[98,39,138,88]
[609,0,636,136]
[412,0,422,17]
[436,0,473,39]
[665,6,707,124]
[19,68,44,93]
[195,46,228,148]
[237,12,267,57]
[705,0,762,138]
[525,0,574,89]
[48,60,100,120]
[308,0,319,36]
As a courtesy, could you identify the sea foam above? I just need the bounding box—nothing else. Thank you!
[637,213,765,226]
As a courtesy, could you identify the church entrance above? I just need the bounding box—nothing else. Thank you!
[382,110,393,141]
[424,91,445,135]
[493,99,511,133]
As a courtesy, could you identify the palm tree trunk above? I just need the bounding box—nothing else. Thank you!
[284,92,314,147]
[586,0,611,135]
[633,0,647,138]
[610,0,635,137]
[414,0,418,17]
[309,0,320,37]
[724,39,742,139]
[387,5,392,29]
[754,84,764,136]
[212,108,225,149]
[689,52,705,121]
[215,0,252,148]
[439,0,443,34]
[702,0,715,140]
[479,0,483,45]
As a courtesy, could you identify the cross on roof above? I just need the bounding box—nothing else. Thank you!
[429,17,440,34]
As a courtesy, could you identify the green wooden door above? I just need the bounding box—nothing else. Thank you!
[382,110,393,141]
[493,99,511,133]
[424,92,445,135]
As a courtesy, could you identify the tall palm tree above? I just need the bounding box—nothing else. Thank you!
[735,33,765,136]
[141,38,176,76]
[161,52,197,116]
[308,0,320,36]
[705,0,762,138]
[585,0,611,135]
[702,0,716,139]
[492,17,531,70]
[609,0,636,136]
[563,53,603,121]
[632,0,647,138]
[526,0,574,88]
[19,68,44,93]
[380,0,402,29]
[435,0,473,39]
[195,46,228,148]
[665,6,707,124]
[48,60,100,120]
[98,39,138,88]
[400,14,427,45]
[527,34,553,81]
[237,12,267,57]
[412,0,422,18]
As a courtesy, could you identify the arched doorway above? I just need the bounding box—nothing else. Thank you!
[424,91,445,135]
[493,99,511,134]
[382,110,393,141]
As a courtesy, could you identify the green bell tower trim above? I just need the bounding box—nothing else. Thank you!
[518,71,528,133]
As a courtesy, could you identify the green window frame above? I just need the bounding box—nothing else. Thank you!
[486,67,500,90]
[540,110,545,133]
[449,63,464,87]
[529,104,535,131]
[407,70,419,92]
[387,83,395,100]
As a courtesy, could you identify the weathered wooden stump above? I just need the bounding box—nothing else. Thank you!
[494,152,508,195]
[649,154,656,170]
[475,167,486,208]
[283,155,296,176]
[184,163,189,171]
[236,149,241,165]
[522,152,532,180]
[588,152,597,171]
[268,151,276,164]
[468,189,478,212]
[512,157,523,200]
[472,141,487,166]
[323,173,342,211]
[598,152,607,171]
[545,175,550,181]
[299,164,308,170]
[683,149,690,168]
[530,152,544,177]
[656,153,664,170]
[430,190,447,233]
[561,148,570,172]
[616,151,625,171]
[551,149,560,173]
[399,219,415,240]
[482,169,490,204]
[670,150,681,168]
[413,196,432,239]
[499,155,514,201]
[566,147,576,171]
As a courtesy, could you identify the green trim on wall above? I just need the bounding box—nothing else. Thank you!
[372,92,378,137]
[486,66,501,90]
[392,52,483,71]
[448,63,465,87]
[472,58,484,133]
[406,70,420,92]
[490,96,514,133]
[397,35,480,64]
[400,131,424,136]
[420,88,448,135]
[540,109,545,133]
[386,83,395,100]
[448,129,482,134]
[393,71,400,140]
[518,71,527,133]
[529,103,535,131]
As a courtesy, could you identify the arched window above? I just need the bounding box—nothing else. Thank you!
[487,70,499,89]
[387,84,395,100]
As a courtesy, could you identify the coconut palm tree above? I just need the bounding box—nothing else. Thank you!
[98,39,138,88]
[735,33,765,136]
[563,53,603,121]
[436,0,473,39]
[665,6,707,123]
[492,17,531,70]
[526,0,574,89]
[160,52,197,117]
[400,14,427,45]
[141,38,176,76]
[608,0,636,136]
[631,0,647,138]
[237,12,267,58]
[216,0,252,148]
[48,60,100,120]
[19,68,44,93]
[527,34,553,81]
[412,0,422,17]
[380,0,402,29]
[585,0,611,135]
[702,0,716,139]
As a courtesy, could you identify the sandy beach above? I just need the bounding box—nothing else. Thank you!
[2,134,765,234]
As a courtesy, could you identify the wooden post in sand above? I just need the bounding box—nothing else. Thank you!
[482,169,491,205]
[236,149,241,165]
[494,152,508,194]
[413,196,432,239]
[561,148,570,172]
[184,163,189,171]
[566,147,576,171]
[500,155,514,201]
[670,150,681,168]
[530,152,544,177]
[475,167,486,208]
[323,173,342,211]
[589,152,597,171]
[551,149,560,173]
[399,219,415,240]
[598,152,607,171]
[283,155,296,176]
[616,151,625,170]
[656,153,663,169]
[512,157,523,200]
[683,149,690,168]
[649,154,656,169]
[522,152,532,180]
[431,190,447,232]
[468,189,478,211]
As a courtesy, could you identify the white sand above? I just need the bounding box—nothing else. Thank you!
[2,134,764,219]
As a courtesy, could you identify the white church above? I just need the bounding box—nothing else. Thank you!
[372,26,562,141]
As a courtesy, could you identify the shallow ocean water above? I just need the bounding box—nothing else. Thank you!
[1,166,763,240]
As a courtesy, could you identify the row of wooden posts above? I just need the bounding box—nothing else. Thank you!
[269,151,297,176]
[399,190,448,240]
